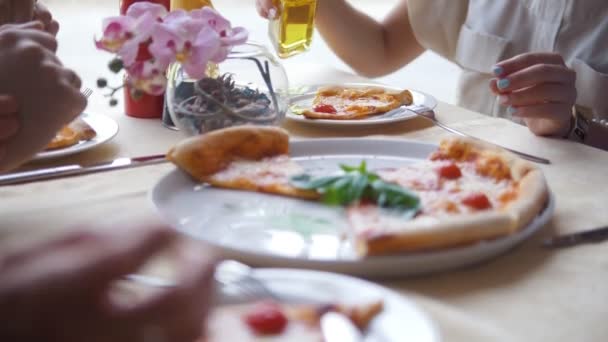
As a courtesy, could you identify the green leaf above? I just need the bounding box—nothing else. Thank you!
[289,162,421,217]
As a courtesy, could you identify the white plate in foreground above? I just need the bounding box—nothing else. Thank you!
[152,138,554,278]
[286,83,437,126]
[225,268,439,342]
[34,112,119,160]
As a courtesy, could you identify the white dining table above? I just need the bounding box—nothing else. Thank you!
[2,1,608,341]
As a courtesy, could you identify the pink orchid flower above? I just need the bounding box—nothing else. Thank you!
[149,15,221,79]
[126,59,168,95]
[96,2,168,66]
[191,7,249,62]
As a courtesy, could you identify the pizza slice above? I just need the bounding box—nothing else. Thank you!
[302,86,413,120]
[45,116,97,150]
[167,126,319,200]
[347,137,549,255]
[204,299,383,341]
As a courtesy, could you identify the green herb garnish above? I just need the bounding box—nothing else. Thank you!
[290,161,420,217]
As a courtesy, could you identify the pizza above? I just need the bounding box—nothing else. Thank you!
[169,126,549,256]
[301,86,413,120]
[45,117,97,150]
[203,299,383,341]
[167,126,319,200]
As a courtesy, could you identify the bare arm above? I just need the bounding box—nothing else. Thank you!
[315,0,424,77]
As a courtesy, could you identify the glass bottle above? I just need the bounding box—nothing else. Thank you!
[269,0,317,58]
[170,0,213,10]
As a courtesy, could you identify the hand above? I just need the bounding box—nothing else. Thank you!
[0,94,19,160]
[255,0,277,19]
[490,52,577,137]
[0,24,87,171]
[0,224,216,342]
[0,0,35,25]
[33,2,59,36]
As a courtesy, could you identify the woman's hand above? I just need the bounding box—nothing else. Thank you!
[0,224,216,342]
[490,52,577,137]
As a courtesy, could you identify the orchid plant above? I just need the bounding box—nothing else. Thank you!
[95,2,248,104]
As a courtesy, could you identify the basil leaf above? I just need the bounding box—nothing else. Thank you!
[370,179,420,209]
[290,174,342,190]
[290,162,421,217]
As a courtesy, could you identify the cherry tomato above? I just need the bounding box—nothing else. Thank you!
[437,163,462,179]
[244,302,288,335]
[462,193,492,210]
[314,104,337,113]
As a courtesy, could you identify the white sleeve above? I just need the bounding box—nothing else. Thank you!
[406,0,469,60]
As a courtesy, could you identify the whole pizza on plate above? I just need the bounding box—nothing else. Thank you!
[168,126,549,257]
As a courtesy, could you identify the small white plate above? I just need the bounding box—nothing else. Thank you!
[235,268,439,342]
[33,112,119,161]
[151,138,554,278]
[286,83,437,126]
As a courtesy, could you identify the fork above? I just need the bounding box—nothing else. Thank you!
[81,87,93,99]
[405,104,551,164]
[124,260,280,301]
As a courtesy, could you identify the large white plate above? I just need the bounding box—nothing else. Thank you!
[286,83,437,126]
[33,112,119,160]
[152,138,554,278]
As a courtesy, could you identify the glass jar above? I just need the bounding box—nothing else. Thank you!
[166,42,289,136]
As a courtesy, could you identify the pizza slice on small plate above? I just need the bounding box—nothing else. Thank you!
[45,116,97,150]
[302,86,413,120]
[205,299,383,341]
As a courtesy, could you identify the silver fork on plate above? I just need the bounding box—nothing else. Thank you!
[405,104,551,164]
[124,260,280,301]
[81,87,93,99]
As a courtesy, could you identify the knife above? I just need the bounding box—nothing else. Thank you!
[321,312,363,342]
[0,154,168,186]
[542,226,608,249]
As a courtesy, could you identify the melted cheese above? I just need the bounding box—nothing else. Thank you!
[210,155,304,186]
[378,160,514,217]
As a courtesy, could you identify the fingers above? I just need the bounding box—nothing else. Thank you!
[6,1,36,24]
[82,225,178,286]
[17,28,58,52]
[491,64,576,94]
[497,83,577,107]
[33,3,59,36]
[0,94,19,141]
[121,246,217,341]
[256,0,276,18]
[0,94,18,114]
[493,52,566,77]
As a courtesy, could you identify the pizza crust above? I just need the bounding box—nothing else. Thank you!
[45,117,96,150]
[167,126,290,180]
[351,137,549,256]
[348,205,516,256]
[302,86,413,120]
[168,126,318,199]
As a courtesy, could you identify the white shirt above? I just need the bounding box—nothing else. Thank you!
[407,0,608,120]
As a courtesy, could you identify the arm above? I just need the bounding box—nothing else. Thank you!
[258,0,424,77]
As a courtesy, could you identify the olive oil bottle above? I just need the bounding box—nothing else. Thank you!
[170,0,213,10]
[269,0,317,58]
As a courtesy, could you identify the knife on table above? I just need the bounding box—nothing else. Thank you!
[321,312,364,342]
[542,226,608,249]
[0,154,168,186]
